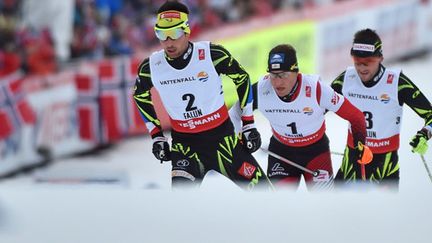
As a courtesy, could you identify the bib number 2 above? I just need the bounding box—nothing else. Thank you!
[182,93,197,111]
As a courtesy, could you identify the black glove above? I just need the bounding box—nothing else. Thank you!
[241,124,261,153]
[152,136,171,162]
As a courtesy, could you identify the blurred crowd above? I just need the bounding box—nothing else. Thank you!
[1,0,57,77]
[1,0,338,77]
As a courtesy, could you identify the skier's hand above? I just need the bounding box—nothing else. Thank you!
[355,142,373,165]
[410,129,429,155]
[152,136,171,162]
[241,124,261,153]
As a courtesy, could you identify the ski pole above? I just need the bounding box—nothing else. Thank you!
[260,147,320,177]
[360,164,366,181]
[420,155,432,183]
[331,151,344,156]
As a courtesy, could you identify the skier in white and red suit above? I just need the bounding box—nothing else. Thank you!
[230,44,371,190]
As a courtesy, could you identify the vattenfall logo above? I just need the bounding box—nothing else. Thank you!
[197,71,209,82]
[380,93,390,104]
[159,76,196,85]
[303,107,313,115]
[347,92,378,101]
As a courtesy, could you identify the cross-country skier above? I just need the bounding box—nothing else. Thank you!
[230,44,370,190]
[133,1,271,190]
[331,28,432,189]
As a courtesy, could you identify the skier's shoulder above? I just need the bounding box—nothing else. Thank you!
[137,57,150,77]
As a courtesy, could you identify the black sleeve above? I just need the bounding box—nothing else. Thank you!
[252,82,258,110]
[209,43,253,111]
[330,71,346,95]
[132,57,163,138]
[398,72,432,127]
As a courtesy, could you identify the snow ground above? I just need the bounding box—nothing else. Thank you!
[0,54,431,243]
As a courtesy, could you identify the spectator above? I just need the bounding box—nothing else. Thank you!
[0,29,21,77]
[20,27,57,75]
[3,0,340,70]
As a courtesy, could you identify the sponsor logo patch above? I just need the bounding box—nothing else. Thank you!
[160,11,181,19]
[380,93,390,104]
[198,49,205,60]
[352,43,375,52]
[176,159,190,167]
[331,92,340,105]
[238,162,256,179]
[387,74,394,84]
[305,86,311,97]
[197,71,209,82]
[271,163,284,171]
[270,53,284,64]
[303,107,313,115]
[269,163,289,177]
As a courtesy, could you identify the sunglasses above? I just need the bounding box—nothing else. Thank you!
[269,72,290,79]
[155,27,185,41]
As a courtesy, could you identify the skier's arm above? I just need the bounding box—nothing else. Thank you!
[211,43,260,152]
[335,100,367,147]
[398,72,432,129]
[210,43,254,125]
[132,58,164,139]
[399,73,432,154]
[318,80,366,147]
[229,83,258,134]
[133,58,171,162]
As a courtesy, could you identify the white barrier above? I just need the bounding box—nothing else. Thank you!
[0,72,41,176]
[0,58,170,177]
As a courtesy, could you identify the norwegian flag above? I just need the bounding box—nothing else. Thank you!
[0,105,14,139]
[77,103,100,141]
[98,58,128,143]
[0,73,36,140]
[75,57,172,143]
[5,75,36,125]
[75,71,99,97]
[75,65,101,143]
[0,83,12,139]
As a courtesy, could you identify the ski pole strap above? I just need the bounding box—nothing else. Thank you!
[260,147,319,177]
